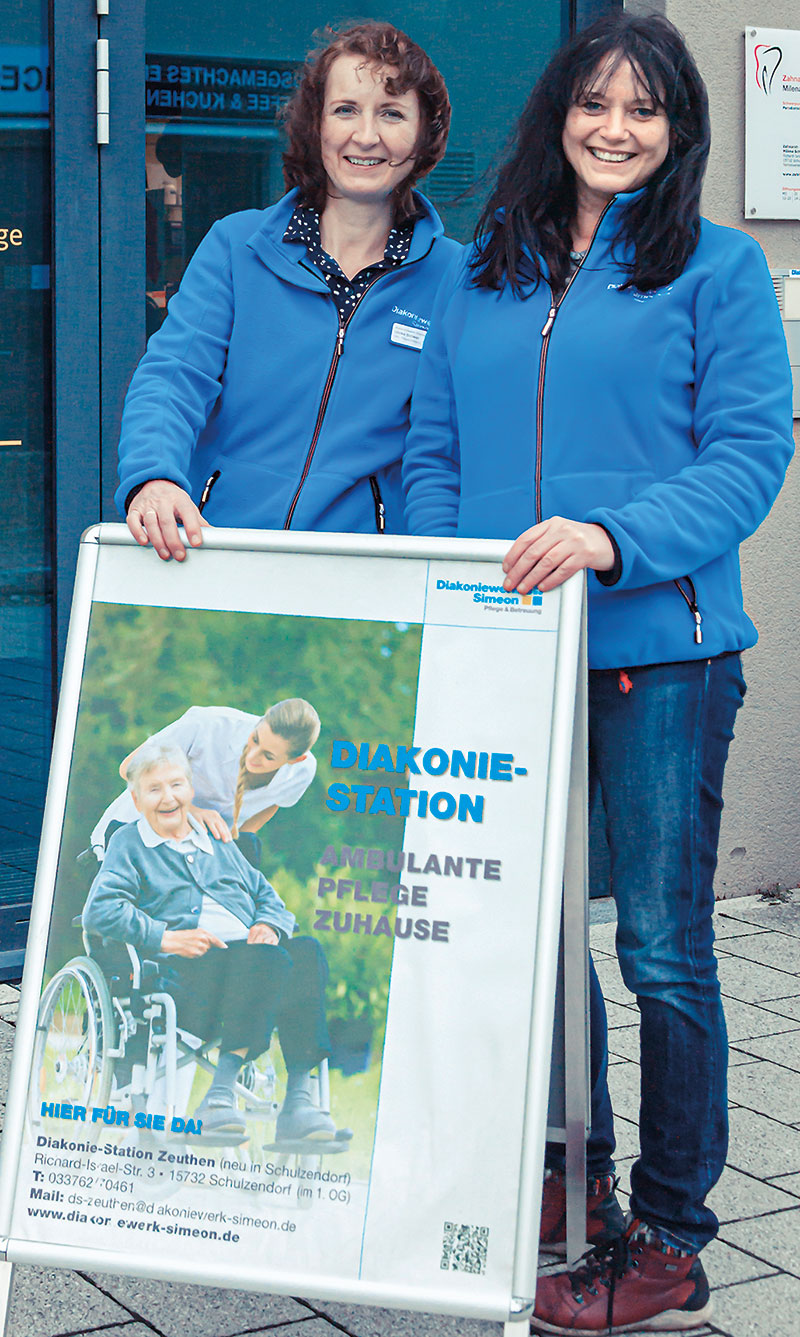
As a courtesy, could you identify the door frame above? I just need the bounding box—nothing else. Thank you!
[51,1,145,660]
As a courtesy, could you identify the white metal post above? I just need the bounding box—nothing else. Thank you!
[562,593,590,1264]
[509,573,585,1307]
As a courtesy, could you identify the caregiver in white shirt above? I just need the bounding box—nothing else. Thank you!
[91,698,319,857]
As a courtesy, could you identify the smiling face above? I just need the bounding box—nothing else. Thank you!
[132,761,194,840]
[244,721,301,776]
[562,56,670,215]
[320,53,422,207]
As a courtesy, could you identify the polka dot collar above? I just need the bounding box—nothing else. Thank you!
[283,205,416,321]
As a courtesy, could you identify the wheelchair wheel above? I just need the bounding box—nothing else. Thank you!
[29,956,116,1125]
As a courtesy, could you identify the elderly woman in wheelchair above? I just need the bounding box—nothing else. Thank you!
[77,741,338,1143]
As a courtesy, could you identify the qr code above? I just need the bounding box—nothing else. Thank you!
[440,1221,489,1274]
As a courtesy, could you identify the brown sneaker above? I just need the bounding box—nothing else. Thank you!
[531,1220,713,1334]
[540,1168,626,1256]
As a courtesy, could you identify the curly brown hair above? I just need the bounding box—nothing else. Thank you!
[282,21,451,222]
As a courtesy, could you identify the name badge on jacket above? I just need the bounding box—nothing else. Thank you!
[390,322,426,350]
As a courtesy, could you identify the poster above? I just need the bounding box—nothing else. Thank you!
[744,26,800,219]
[0,528,576,1320]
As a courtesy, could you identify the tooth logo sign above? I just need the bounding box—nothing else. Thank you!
[754,43,782,94]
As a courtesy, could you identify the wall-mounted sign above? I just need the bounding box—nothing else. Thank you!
[146,55,301,123]
[0,46,49,116]
[745,26,800,219]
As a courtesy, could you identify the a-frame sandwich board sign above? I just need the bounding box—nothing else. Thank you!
[0,526,589,1333]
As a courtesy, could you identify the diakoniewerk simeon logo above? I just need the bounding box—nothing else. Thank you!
[435,578,543,610]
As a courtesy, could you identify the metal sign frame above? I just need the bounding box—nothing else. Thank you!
[0,526,589,1333]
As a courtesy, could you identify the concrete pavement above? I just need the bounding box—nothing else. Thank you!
[1,889,799,1337]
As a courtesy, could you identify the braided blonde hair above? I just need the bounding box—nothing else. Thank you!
[231,698,321,836]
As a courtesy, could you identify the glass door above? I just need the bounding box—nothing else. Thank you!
[0,1,53,972]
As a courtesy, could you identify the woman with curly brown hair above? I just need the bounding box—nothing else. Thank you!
[117,22,460,559]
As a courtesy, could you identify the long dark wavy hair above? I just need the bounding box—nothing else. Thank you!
[472,14,710,295]
[282,21,451,223]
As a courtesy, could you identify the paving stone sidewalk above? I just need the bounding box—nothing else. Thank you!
[1,890,799,1337]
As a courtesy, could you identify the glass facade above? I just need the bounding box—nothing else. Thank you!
[144,1,564,302]
[0,2,53,968]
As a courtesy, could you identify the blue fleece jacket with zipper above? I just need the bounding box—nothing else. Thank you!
[116,189,462,535]
[403,194,794,668]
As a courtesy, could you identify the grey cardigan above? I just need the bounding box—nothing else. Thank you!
[83,823,295,957]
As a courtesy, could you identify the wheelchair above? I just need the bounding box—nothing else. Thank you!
[29,920,340,1158]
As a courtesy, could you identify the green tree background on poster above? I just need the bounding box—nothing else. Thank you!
[49,605,423,1057]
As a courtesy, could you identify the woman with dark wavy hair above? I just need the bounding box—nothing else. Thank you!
[117,22,458,558]
[404,14,793,1333]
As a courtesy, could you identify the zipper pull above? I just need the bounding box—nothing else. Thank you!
[199,469,221,514]
[337,323,345,355]
[693,610,703,645]
[675,577,704,646]
[368,475,386,533]
[541,305,557,337]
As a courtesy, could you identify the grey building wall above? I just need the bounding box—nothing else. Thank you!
[626,0,800,895]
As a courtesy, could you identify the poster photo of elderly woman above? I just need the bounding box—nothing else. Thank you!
[29,601,425,1188]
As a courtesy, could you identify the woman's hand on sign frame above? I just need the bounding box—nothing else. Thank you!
[127,478,208,562]
[503,516,615,593]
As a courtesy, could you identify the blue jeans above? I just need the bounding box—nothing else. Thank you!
[556,654,746,1252]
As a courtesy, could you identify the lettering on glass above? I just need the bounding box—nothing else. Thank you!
[145,54,301,122]
[0,228,23,252]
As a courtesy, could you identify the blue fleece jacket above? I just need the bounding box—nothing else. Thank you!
[403,196,794,668]
[116,189,462,535]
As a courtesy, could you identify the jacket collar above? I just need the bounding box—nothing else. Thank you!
[499,185,648,278]
[246,187,443,284]
[595,186,646,229]
[136,811,213,853]
[579,186,647,263]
